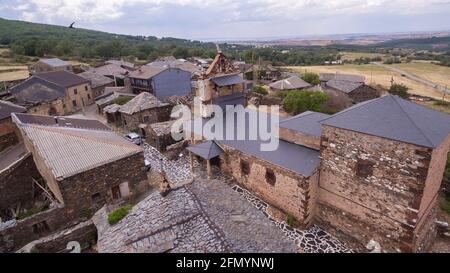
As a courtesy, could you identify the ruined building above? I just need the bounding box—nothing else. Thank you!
[196,52,245,118]
[186,95,450,252]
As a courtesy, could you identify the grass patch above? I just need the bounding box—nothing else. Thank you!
[108,204,133,225]
[286,214,296,226]
[112,96,133,105]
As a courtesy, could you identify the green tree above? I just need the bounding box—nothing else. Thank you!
[389,83,410,98]
[283,90,329,115]
[252,85,268,95]
[301,72,320,85]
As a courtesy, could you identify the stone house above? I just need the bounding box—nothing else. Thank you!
[0,113,148,252]
[78,70,115,99]
[32,58,73,74]
[128,66,192,99]
[196,52,245,118]
[119,92,172,132]
[143,120,178,152]
[322,79,380,106]
[0,100,26,153]
[186,95,450,252]
[9,71,94,116]
[87,64,132,87]
[268,76,312,92]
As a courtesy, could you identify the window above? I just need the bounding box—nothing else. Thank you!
[32,221,50,235]
[91,193,103,204]
[356,159,374,178]
[240,160,250,176]
[87,94,91,100]
[111,185,121,200]
[265,169,276,185]
[72,100,77,107]
[74,89,78,95]
[85,85,88,91]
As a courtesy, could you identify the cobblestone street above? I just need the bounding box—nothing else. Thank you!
[94,144,353,253]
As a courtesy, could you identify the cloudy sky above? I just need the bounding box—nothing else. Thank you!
[1,0,450,40]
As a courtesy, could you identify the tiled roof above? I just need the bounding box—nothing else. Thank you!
[39,58,70,67]
[119,92,169,115]
[0,100,26,120]
[78,71,114,88]
[279,111,330,137]
[129,66,166,80]
[269,76,312,90]
[14,114,142,180]
[35,71,89,88]
[325,79,364,94]
[320,95,450,148]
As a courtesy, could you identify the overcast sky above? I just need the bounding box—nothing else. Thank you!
[1,0,450,41]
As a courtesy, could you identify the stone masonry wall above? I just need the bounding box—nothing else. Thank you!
[0,119,19,153]
[122,105,172,132]
[318,125,436,252]
[59,152,148,219]
[349,85,380,104]
[219,144,318,227]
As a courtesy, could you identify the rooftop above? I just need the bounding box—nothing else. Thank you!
[14,112,111,131]
[0,100,26,120]
[319,73,365,83]
[269,76,312,90]
[119,92,169,115]
[128,66,167,80]
[13,113,142,180]
[78,71,115,88]
[38,58,70,67]
[9,77,67,103]
[325,79,364,94]
[35,71,89,88]
[320,95,450,148]
[90,64,131,79]
[211,74,245,87]
[279,111,330,137]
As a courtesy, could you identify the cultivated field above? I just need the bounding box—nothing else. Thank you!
[0,65,29,81]
[339,51,386,61]
[286,63,449,101]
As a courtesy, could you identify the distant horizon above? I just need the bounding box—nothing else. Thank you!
[1,0,450,42]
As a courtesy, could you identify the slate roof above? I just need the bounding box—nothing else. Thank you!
[326,79,364,94]
[211,74,244,87]
[9,77,67,103]
[39,58,70,67]
[129,66,167,80]
[78,71,114,88]
[13,113,142,180]
[14,113,111,131]
[320,95,450,148]
[119,92,169,115]
[0,100,26,120]
[185,109,321,177]
[279,111,330,137]
[103,104,121,114]
[187,140,224,160]
[269,76,312,90]
[320,73,365,83]
[91,64,131,79]
[35,71,89,88]
[147,59,201,75]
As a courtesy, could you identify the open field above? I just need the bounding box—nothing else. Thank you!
[0,65,29,81]
[339,51,386,61]
[286,63,449,101]
[390,62,450,88]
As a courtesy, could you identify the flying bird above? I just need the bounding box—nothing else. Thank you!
[69,22,75,29]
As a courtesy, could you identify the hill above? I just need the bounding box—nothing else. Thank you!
[0,17,218,61]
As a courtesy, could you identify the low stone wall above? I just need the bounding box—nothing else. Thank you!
[19,220,97,253]
[247,92,283,107]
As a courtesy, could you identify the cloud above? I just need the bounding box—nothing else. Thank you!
[0,0,449,39]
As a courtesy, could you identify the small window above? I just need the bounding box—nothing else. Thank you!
[240,160,250,176]
[111,185,121,200]
[87,94,91,100]
[356,159,374,178]
[265,169,276,185]
[85,85,88,91]
[72,100,77,107]
[32,221,50,235]
[91,193,103,203]
[74,89,78,95]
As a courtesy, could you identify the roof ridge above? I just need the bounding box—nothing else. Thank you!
[319,95,384,123]
[391,96,434,147]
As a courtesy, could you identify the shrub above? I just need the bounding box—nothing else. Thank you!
[112,96,133,105]
[434,100,450,107]
[283,90,329,115]
[388,83,410,99]
[286,214,295,226]
[108,204,133,225]
[252,85,268,95]
[301,72,320,85]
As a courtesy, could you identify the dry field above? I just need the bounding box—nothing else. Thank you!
[339,51,387,61]
[0,65,29,81]
[286,63,449,101]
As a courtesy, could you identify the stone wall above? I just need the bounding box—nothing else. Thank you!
[0,154,42,218]
[122,105,172,132]
[219,144,318,227]
[317,125,439,252]
[0,119,19,152]
[349,85,380,103]
[59,152,148,219]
